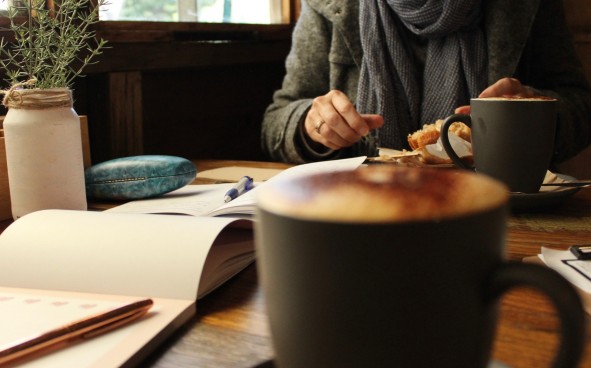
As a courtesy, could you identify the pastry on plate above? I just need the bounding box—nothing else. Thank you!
[377,119,473,165]
[407,119,471,150]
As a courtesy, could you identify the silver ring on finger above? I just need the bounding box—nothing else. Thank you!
[315,120,326,134]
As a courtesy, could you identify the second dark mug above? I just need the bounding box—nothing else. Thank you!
[441,97,557,193]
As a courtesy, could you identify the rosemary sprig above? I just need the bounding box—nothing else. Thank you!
[0,0,109,89]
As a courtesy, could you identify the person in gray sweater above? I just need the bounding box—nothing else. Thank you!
[261,0,591,164]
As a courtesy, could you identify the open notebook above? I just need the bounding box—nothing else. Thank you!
[0,210,253,367]
[0,156,367,367]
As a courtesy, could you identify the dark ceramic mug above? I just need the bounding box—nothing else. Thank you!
[255,166,584,368]
[441,97,557,193]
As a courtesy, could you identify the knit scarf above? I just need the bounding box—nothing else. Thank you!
[357,0,487,150]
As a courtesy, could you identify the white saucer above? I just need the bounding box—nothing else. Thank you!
[254,359,510,367]
[510,172,579,211]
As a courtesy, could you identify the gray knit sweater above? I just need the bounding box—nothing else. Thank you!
[261,0,591,164]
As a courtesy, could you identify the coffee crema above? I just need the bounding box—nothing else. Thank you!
[257,166,508,223]
[473,96,557,101]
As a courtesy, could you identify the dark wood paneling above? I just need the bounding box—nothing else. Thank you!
[85,39,291,73]
[72,37,290,164]
[140,63,285,161]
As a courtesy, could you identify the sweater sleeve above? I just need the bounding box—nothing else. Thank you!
[261,1,338,163]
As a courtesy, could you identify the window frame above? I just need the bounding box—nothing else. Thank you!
[0,0,299,73]
[0,0,300,43]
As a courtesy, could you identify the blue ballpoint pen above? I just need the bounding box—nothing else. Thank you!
[224,176,254,202]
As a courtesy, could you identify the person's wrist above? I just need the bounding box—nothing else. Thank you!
[297,119,336,160]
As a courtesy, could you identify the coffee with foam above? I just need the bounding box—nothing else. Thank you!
[255,164,582,368]
[257,166,508,223]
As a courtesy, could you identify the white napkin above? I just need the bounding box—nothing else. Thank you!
[423,134,472,160]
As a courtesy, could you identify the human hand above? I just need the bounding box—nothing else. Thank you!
[454,78,537,115]
[305,90,383,150]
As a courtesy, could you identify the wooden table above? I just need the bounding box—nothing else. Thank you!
[1,160,590,368]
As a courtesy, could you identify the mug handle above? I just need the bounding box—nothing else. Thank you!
[440,114,474,170]
[487,262,586,367]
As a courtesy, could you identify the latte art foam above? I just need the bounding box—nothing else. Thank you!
[257,166,508,223]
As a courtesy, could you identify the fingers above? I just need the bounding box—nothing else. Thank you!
[361,114,384,130]
[479,78,535,98]
[458,77,540,115]
[305,90,381,150]
[454,105,471,115]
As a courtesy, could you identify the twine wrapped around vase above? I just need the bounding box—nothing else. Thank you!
[2,80,73,109]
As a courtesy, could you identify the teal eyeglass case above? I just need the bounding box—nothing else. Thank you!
[85,155,197,200]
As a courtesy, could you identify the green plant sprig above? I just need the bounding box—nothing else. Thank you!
[0,0,109,90]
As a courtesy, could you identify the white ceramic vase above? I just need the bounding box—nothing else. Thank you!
[3,88,87,219]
